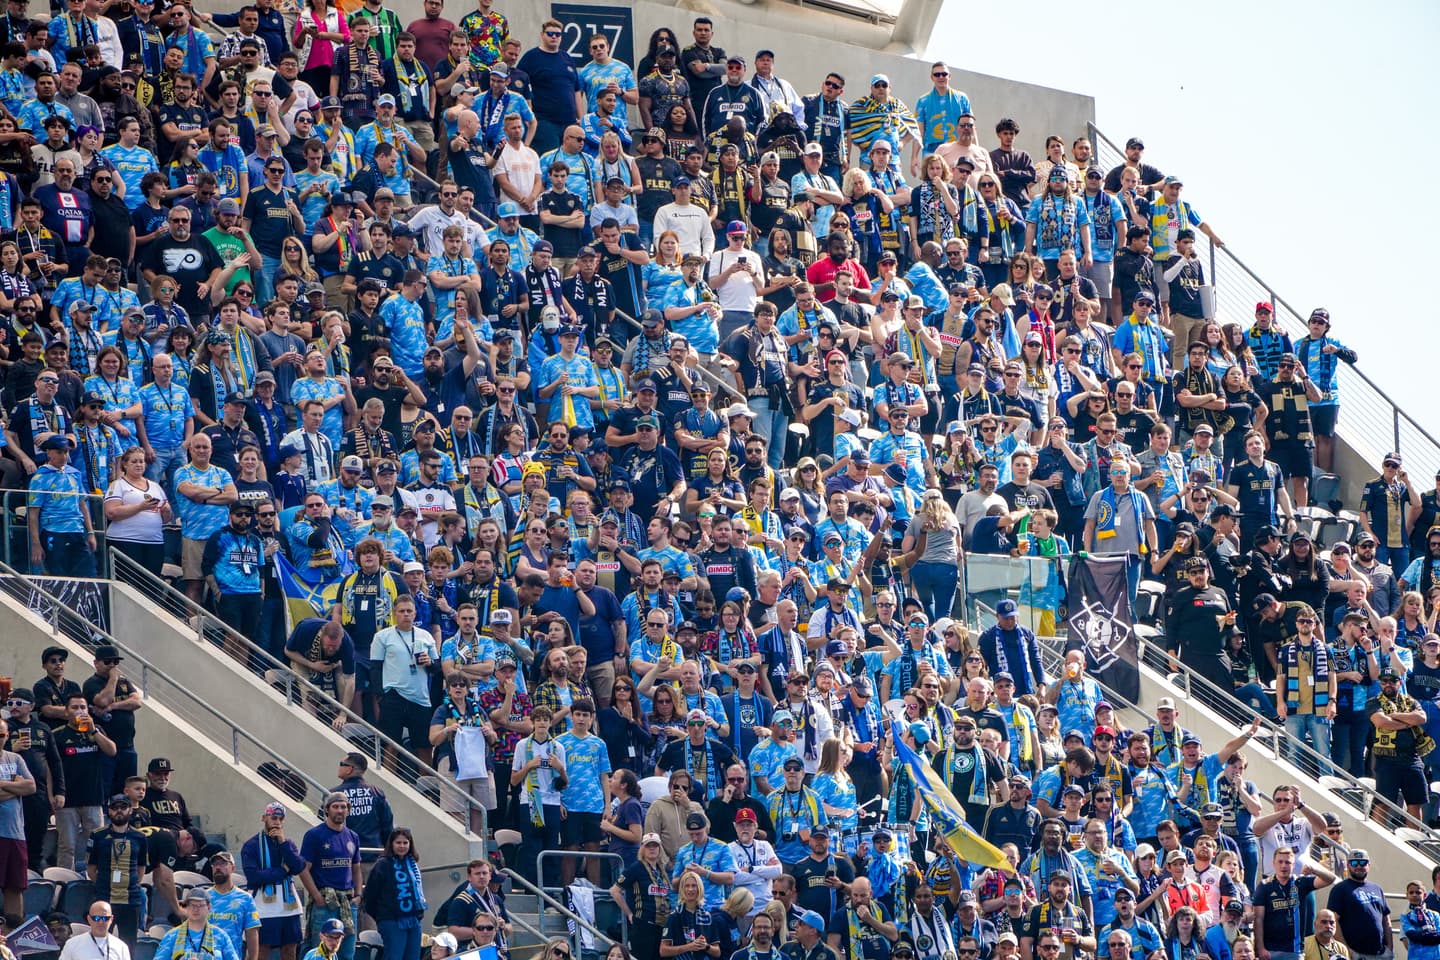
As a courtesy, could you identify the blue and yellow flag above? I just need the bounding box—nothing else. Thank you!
[891,720,1015,874]
[275,551,346,634]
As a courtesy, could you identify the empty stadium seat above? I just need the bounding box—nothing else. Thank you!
[134,938,161,960]
[43,866,82,884]
[60,879,96,921]
[358,931,385,948]
[23,879,57,916]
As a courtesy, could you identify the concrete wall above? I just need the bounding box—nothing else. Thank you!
[0,591,320,856]
[107,583,483,910]
[1126,659,1430,897]
[225,0,1096,157]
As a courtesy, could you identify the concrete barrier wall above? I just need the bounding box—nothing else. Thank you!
[1127,660,1430,897]
[0,591,320,855]
[195,0,1096,159]
[107,583,481,911]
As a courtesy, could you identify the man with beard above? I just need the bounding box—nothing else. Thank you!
[616,414,685,520]
[140,204,229,326]
[86,794,151,943]
[206,850,261,960]
[353,354,428,441]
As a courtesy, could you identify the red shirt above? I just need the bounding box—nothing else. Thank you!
[806,256,872,302]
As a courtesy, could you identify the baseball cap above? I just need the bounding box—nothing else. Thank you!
[726,220,747,235]
[217,197,241,215]
[320,919,345,936]
[685,812,708,830]
[341,455,364,472]
[641,832,662,846]
[734,807,757,823]
[799,910,827,931]
[1155,696,1177,711]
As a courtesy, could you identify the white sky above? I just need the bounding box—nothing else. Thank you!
[928,0,1440,446]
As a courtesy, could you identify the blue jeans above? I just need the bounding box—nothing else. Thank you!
[910,559,959,623]
[1377,543,1410,574]
[307,902,358,960]
[256,254,281,304]
[145,443,187,493]
[256,596,287,662]
[39,530,96,577]
[1331,713,1371,778]
[1284,713,1332,773]
[749,393,788,470]
[1233,682,1277,721]
[375,917,421,960]
[1235,833,1260,893]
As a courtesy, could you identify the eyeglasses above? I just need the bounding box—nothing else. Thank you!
[932,71,949,77]
[441,191,457,198]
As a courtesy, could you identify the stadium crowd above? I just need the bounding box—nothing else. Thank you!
[0,4,1439,960]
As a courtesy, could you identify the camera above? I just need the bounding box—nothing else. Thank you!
[782,833,797,842]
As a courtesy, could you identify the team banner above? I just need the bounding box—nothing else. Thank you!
[275,552,346,634]
[1064,554,1138,703]
[9,916,59,955]
[889,720,1014,874]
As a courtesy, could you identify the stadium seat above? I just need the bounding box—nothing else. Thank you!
[70,924,89,937]
[358,931,385,948]
[23,879,57,916]
[1316,516,1355,548]
[639,776,669,805]
[1311,473,1342,507]
[1395,827,1440,862]
[172,870,213,889]
[60,878,96,921]
[354,945,377,960]
[414,775,443,803]
[1134,581,1166,625]
[342,722,380,755]
[134,938,161,960]
[43,866,83,884]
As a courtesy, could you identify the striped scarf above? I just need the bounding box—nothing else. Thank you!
[1282,639,1329,711]
[941,741,989,809]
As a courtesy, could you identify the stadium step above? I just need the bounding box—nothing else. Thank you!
[0,575,335,862]
[1128,649,1435,892]
[104,574,483,911]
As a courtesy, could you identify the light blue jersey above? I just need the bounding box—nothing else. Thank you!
[101,144,159,211]
[556,730,610,813]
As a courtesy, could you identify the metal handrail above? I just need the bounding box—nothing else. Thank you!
[611,306,748,403]
[0,559,335,809]
[1086,122,1440,472]
[1146,639,1440,841]
[500,867,621,952]
[534,849,627,951]
[108,549,490,840]
[418,861,551,948]
[970,573,1440,841]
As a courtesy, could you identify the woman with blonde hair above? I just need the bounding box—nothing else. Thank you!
[908,153,961,255]
[596,131,641,197]
[903,488,961,624]
[712,888,752,954]
[278,236,319,285]
[660,871,718,958]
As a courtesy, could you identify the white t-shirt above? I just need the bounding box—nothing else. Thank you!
[512,735,568,806]
[728,838,781,915]
[1259,815,1315,871]
[104,476,169,544]
[60,934,132,960]
[494,142,541,215]
[407,205,479,258]
[707,246,763,312]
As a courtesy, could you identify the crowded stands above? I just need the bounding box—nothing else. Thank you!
[2,4,1440,960]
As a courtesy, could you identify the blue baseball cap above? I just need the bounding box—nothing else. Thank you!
[799,910,827,931]
[496,201,520,219]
